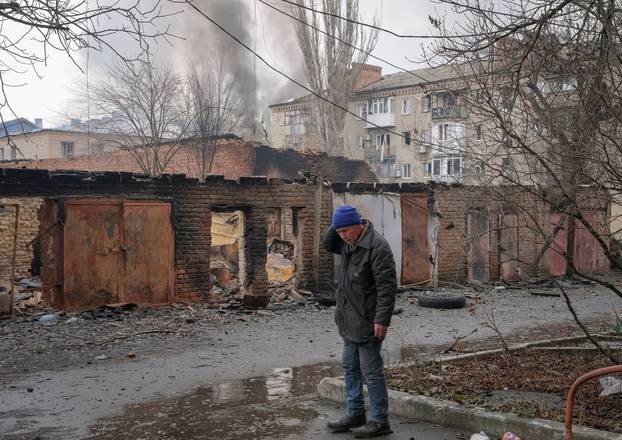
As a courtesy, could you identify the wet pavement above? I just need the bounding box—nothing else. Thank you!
[2,280,620,439]
[2,362,466,440]
[84,363,465,440]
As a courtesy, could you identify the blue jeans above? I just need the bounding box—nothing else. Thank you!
[342,338,389,424]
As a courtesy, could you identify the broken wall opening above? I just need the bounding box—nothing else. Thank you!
[266,207,297,285]
[210,209,244,300]
[0,197,44,282]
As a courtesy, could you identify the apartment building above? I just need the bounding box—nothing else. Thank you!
[343,63,487,183]
[0,118,127,161]
[269,63,485,183]
[268,63,383,155]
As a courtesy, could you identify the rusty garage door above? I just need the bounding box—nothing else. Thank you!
[467,209,490,283]
[547,212,609,276]
[401,195,429,285]
[62,199,174,311]
[499,211,519,282]
[547,213,568,277]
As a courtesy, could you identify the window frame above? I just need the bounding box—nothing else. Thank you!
[401,98,411,115]
[61,141,75,158]
[421,95,431,113]
[401,163,411,179]
[403,131,411,146]
[475,124,483,141]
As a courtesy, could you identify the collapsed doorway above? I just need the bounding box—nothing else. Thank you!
[266,207,297,285]
[210,210,244,300]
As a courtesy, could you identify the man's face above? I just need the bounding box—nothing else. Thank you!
[336,224,363,244]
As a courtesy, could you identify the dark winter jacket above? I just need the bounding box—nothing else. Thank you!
[323,221,397,343]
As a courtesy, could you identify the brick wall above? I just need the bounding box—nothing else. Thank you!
[0,169,332,309]
[0,197,43,280]
[2,140,376,183]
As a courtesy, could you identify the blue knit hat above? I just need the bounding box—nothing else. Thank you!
[332,205,362,229]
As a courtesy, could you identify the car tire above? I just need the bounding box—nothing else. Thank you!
[417,292,467,309]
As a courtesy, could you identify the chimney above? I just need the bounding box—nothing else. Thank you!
[34,118,43,129]
[351,63,382,91]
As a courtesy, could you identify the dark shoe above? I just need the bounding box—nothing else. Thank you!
[351,420,392,438]
[326,414,366,432]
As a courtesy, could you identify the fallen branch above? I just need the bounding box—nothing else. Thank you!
[443,328,478,353]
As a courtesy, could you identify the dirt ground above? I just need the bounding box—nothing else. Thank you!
[1,274,622,439]
[387,347,622,433]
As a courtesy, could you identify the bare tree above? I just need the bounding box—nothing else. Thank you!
[292,0,377,155]
[185,57,245,180]
[88,58,191,176]
[428,0,622,361]
[0,1,174,131]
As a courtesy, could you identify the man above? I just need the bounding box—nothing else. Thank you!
[323,205,397,438]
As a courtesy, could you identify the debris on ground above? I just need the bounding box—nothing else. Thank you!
[268,276,314,305]
[266,253,295,283]
[600,376,622,397]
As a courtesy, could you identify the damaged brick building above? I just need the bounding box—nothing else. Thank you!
[0,168,335,310]
[0,167,610,312]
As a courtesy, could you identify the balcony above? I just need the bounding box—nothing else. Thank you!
[429,173,465,184]
[431,106,469,120]
[365,112,395,128]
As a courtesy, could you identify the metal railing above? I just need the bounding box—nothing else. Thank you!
[431,106,469,120]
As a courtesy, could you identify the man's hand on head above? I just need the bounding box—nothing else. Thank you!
[374,323,388,340]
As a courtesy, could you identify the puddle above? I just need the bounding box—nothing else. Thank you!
[87,362,341,439]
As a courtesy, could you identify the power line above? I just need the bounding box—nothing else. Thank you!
[182,0,459,157]
[257,0,434,85]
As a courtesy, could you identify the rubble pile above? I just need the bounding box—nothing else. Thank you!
[268,276,314,305]
[0,276,44,316]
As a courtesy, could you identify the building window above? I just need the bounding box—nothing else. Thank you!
[429,155,464,178]
[403,131,411,146]
[501,156,512,176]
[423,162,432,176]
[0,147,4,161]
[438,123,450,142]
[501,92,513,112]
[358,103,368,119]
[401,99,411,115]
[369,97,395,115]
[61,141,74,157]
[473,160,483,175]
[94,143,105,154]
[433,123,465,146]
[402,163,411,178]
[475,125,483,141]
[421,95,431,112]
[441,92,456,107]
[433,158,441,175]
[372,99,384,115]
[284,111,305,126]
[10,146,16,160]
[447,156,462,175]
[421,129,432,144]
[376,133,390,147]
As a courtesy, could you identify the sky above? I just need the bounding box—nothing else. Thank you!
[0,0,444,127]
